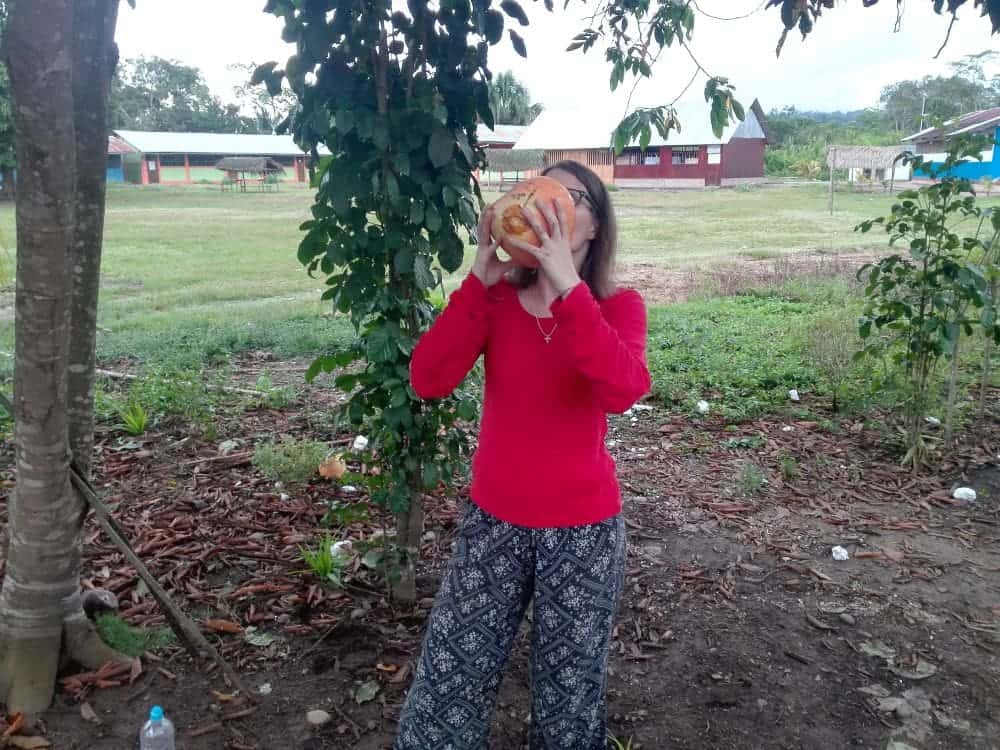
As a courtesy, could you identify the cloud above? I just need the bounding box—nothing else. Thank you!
[115,0,998,114]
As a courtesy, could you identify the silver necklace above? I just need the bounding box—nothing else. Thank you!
[535,314,557,344]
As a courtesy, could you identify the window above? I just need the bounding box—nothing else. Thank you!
[707,145,721,165]
[615,150,641,167]
[643,149,661,166]
[671,147,700,165]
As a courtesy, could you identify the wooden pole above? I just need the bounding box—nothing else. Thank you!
[828,147,835,215]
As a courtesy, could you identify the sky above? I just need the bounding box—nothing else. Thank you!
[115,0,1000,116]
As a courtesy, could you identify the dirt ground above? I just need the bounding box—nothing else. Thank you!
[1,344,997,750]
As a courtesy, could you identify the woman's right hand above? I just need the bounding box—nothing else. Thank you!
[470,205,514,288]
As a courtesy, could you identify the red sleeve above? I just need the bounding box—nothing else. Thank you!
[552,284,652,413]
[410,274,490,399]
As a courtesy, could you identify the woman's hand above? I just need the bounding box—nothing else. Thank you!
[470,205,514,288]
[506,199,581,298]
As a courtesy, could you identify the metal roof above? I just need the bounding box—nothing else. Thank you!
[476,123,527,145]
[513,99,765,150]
[107,135,136,155]
[113,130,312,156]
[902,108,1000,143]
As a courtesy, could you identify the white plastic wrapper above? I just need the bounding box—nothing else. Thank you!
[352,435,370,451]
[696,400,711,414]
[330,540,354,558]
[831,545,850,561]
[788,389,801,402]
[952,487,977,502]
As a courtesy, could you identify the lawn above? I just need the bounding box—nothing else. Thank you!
[0,181,927,354]
[2,183,999,750]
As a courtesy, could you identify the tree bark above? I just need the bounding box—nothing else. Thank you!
[62,0,125,672]
[393,494,424,603]
[67,0,119,479]
[0,0,80,715]
[0,0,127,716]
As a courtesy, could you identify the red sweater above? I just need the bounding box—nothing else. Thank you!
[410,275,651,528]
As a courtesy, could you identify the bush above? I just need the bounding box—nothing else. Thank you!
[252,437,329,484]
[804,308,864,412]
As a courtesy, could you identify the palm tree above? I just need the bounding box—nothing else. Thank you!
[487,71,542,125]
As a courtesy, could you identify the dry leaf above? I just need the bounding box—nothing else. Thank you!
[375,663,398,673]
[79,702,100,724]
[203,619,243,635]
[318,454,347,479]
[212,690,238,703]
[9,737,51,749]
[129,658,143,685]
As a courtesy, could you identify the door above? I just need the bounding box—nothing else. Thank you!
[147,158,160,184]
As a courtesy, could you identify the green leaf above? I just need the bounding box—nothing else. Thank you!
[409,200,424,225]
[500,0,529,26]
[428,127,454,168]
[509,29,527,57]
[355,680,381,704]
[732,100,745,121]
[484,10,504,43]
[422,463,440,489]
[366,323,401,363]
[413,255,437,289]
[425,202,443,232]
[251,61,278,86]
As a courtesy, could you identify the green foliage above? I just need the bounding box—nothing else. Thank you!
[855,136,1000,469]
[487,71,541,125]
[110,56,257,133]
[567,1,742,150]
[261,0,503,519]
[119,400,149,436]
[765,106,900,179]
[252,437,329,484]
[95,613,175,658]
[299,534,349,587]
[736,462,766,498]
[253,372,295,410]
[804,308,864,412]
[779,455,799,481]
[646,295,822,421]
[127,367,222,431]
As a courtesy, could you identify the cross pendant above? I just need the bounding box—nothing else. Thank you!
[543,336,552,344]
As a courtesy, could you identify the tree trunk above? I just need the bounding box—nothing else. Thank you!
[0,0,127,717]
[393,494,424,604]
[0,0,80,715]
[62,0,125,671]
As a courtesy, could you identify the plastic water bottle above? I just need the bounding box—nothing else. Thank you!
[139,705,175,750]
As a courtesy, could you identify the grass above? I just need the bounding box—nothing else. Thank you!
[252,437,330,484]
[95,613,175,657]
[0,182,997,419]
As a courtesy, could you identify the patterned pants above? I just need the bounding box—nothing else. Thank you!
[395,504,627,750]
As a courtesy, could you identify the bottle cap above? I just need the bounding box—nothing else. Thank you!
[150,705,164,722]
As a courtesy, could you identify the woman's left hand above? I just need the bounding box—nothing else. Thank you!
[506,199,581,298]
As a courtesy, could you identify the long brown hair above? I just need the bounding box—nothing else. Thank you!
[512,160,618,299]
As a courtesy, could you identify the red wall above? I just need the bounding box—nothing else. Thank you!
[614,145,709,181]
[721,138,766,178]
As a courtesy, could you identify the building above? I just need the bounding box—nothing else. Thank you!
[107,124,527,186]
[107,135,136,183]
[111,130,312,185]
[477,123,527,150]
[512,99,769,188]
[902,108,1000,181]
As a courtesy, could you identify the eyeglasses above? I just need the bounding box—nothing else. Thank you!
[566,188,597,212]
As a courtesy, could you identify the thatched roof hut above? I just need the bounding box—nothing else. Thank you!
[215,156,287,174]
[826,145,907,170]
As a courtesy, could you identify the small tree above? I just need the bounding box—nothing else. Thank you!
[855,137,1000,470]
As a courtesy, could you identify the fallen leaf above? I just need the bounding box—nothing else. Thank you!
[212,690,238,703]
[877,697,907,713]
[243,627,277,647]
[204,619,243,635]
[854,551,883,560]
[354,680,380,704]
[889,658,938,680]
[857,684,891,698]
[375,663,398,673]
[806,613,836,631]
[9,738,51,749]
[861,641,897,660]
[882,546,905,563]
[129,658,143,685]
[79,702,100,724]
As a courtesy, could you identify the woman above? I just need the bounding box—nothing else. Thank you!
[396,161,651,750]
